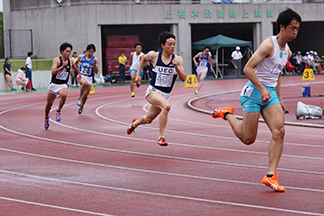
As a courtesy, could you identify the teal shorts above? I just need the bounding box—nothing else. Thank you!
[240,81,280,112]
[129,69,144,78]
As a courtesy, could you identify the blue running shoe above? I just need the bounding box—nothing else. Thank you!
[44,118,49,130]
[77,98,82,106]
[56,110,61,122]
[78,106,83,114]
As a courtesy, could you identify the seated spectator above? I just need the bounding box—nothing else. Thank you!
[285,60,295,73]
[15,67,32,91]
[295,51,304,73]
[308,50,317,73]
[313,51,321,73]
[3,57,16,91]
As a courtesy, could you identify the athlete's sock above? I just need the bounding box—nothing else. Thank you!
[158,136,165,139]
[267,174,274,178]
[224,112,231,120]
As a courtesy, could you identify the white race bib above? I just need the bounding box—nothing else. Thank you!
[199,60,207,67]
[81,67,92,76]
[240,85,254,97]
[56,70,69,80]
[155,73,173,87]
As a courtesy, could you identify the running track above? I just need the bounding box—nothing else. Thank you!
[0,75,324,216]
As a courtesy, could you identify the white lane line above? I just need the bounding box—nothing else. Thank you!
[187,82,324,129]
[1,148,324,192]
[1,108,323,174]
[0,196,114,216]
[52,115,324,162]
[0,170,323,216]
[1,100,324,173]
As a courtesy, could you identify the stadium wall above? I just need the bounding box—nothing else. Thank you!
[3,1,324,76]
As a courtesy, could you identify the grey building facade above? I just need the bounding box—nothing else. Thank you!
[3,0,324,75]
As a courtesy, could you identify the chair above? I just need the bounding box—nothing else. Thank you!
[15,83,26,91]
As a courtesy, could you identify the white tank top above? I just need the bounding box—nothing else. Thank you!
[254,36,289,87]
[130,52,144,70]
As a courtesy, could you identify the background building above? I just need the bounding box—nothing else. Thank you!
[3,0,324,76]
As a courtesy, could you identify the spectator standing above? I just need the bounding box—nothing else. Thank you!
[15,67,32,91]
[25,51,36,91]
[3,57,16,91]
[118,52,127,83]
[143,61,153,81]
[71,52,79,87]
[231,46,243,78]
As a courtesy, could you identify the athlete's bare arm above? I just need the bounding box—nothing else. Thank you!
[243,37,274,103]
[208,55,213,72]
[51,57,68,75]
[173,55,186,82]
[126,52,134,68]
[193,52,202,67]
[93,57,99,74]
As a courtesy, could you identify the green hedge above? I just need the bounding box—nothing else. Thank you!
[0,59,52,72]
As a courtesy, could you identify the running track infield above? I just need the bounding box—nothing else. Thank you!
[0,75,323,216]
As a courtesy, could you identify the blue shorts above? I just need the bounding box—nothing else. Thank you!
[129,69,144,78]
[240,81,280,112]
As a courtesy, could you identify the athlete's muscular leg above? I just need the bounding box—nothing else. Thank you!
[134,92,170,137]
[80,85,91,107]
[261,104,285,174]
[57,87,68,112]
[226,111,260,145]
[197,71,207,92]
[45,92,57,118]
[130,71,136,93]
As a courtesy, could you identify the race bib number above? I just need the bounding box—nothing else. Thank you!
[199,60,207,67]
[155,73,173,87]
[81,67,92,75]
[56,70,69,80]
[240,85,254,97]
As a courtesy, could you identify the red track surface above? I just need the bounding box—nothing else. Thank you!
[1,76,324,216]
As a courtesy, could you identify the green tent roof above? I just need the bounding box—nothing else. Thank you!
[192,34,252,50]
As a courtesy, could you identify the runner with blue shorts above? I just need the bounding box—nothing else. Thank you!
[127,42,144,97]
[212,8,301,192]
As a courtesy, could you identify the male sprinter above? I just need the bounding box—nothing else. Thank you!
[44,42,80,129]
[126,31,186,146]
[75,44,99,114]
[127,42,145,97]
[192,45,213,94]
[212,8,301,192]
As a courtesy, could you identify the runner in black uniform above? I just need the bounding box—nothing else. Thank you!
[127,31,186,146]
[44,42,80,129]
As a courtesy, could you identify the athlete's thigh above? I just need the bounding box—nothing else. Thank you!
[200,71,207,80]
[146,92,169,110]
[58,86,68,97]
[46,92,57,105]
[261,104,284,131]
[131,71,136,79]
[83,84,92,94]
[242,111,261,138]
[80,76,89,85]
